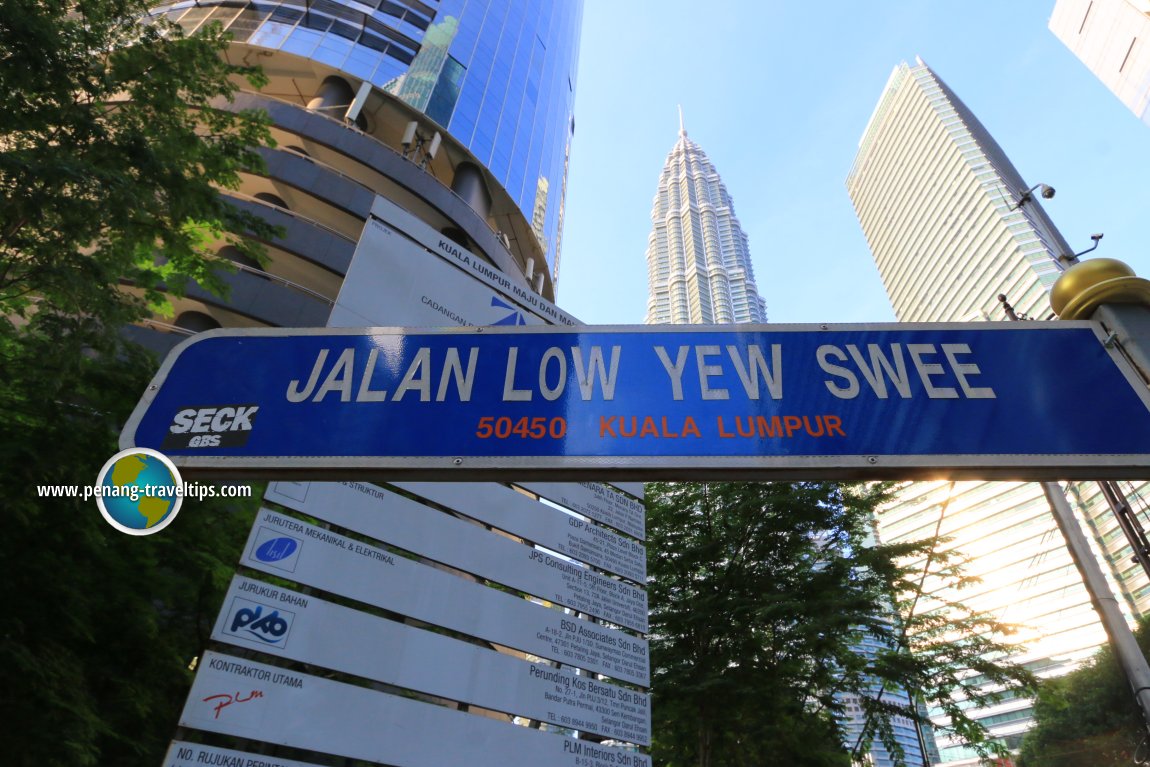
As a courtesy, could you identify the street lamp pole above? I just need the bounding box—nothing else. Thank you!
[1049,259,1150,736]
[1041,483,1150,731]
[1008,179,1150,732]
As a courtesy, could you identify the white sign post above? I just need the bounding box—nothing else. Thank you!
[264,480,647,630]
[181,652,650,767]
[270,480,647,582]
[166,197,649,764]
[243,508,650,685]
[164,742,325,767]
[214,575,651,743]
[518,481,648,540]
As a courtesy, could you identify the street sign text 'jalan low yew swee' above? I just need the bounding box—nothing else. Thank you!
[121,322,1150,481]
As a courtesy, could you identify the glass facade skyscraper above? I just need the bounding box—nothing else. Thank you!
[1051,0,1150,126]
[137,0,581,352]
[848,58,1150,766]
[644,124,767,325]
[170,0,580,275]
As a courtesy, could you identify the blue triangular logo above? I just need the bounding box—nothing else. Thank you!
[490,296,526,325]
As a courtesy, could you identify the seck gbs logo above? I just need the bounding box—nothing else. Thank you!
[224,597,294,646]
[162,404,259,449]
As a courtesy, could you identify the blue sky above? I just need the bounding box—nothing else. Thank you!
[557,1,1150,325]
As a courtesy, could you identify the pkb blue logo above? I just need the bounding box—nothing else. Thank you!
[223,597,294,646]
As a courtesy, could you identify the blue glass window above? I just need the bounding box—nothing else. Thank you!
[343,45,380,80]
[226,7,270,42]
[314,33,354,68]
[249,21,292,49]
[371,58,406,88]
[426,56,466,126]
[281,28,323,58]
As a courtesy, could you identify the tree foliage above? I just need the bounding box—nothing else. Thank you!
[1016,619,1150,767]
[645,480,1037,767]
[0,2,274,762]
[0,318,262,766]
[0,0,276,327]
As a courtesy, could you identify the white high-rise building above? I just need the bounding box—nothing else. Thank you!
[1050,0,1150,126]
[848,58,1150,766]
[644,119,767,325]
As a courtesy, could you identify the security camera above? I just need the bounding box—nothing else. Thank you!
[1010,183,1058,210]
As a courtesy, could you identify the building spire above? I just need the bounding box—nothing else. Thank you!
[645,115,766,325]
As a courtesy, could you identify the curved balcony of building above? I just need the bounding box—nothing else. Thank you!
[128,261,334,353]
[129,42,561,351]
[129,208,344,347]
[184,265,334,327]
[152,0,584,285]
[131,187,355,340]
[225,196,358,278]
[209,60,551,297]
[235,148,374,242]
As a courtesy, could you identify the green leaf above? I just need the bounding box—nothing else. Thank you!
[0,3,278,326]
[645,481,1035,767]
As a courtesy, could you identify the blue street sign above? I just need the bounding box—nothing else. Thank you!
[121,322,1150,480]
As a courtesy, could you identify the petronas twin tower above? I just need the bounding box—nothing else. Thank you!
[645,59,1149,766]
[644,118,767,325]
